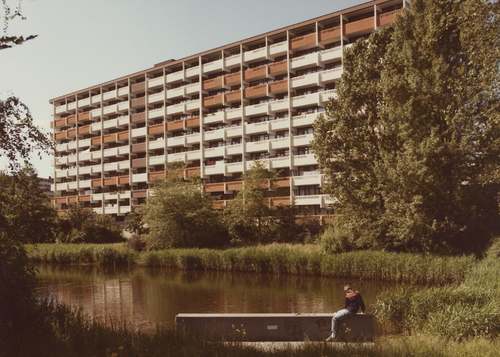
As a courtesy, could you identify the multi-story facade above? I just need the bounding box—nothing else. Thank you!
[50,0,404,219]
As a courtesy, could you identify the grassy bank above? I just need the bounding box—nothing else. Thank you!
[3,300,498,357]
[26,243,474,285]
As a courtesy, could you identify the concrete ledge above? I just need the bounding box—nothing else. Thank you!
[175,313,375,342]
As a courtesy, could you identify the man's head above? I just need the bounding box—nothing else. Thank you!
[344,284,353,294]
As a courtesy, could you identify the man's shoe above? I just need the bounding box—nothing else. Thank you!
[325,334,336,342]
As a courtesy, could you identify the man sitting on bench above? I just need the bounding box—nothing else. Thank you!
[326,284,366,341]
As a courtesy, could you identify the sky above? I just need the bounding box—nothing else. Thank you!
[1,0,361,178]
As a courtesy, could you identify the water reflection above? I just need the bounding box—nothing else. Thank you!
[35,265,395,331]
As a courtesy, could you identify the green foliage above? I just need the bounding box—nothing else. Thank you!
[313,0,500,254]
[374,241,500,340]
[124,207,147,235]
[320,224,357,254]
[0,167,57,243]
[144,173,228,249]
[27,243,474,285]
[56,205,123,244]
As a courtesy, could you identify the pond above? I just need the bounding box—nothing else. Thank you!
[35,265,399,331]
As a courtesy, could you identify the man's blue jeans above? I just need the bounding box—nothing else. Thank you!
[331,308,352,337]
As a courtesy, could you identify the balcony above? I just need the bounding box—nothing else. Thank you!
[131,142,146,153]
[185,66,200,78]
[167,135,185,147]
[131,112,146,124]
[293,153,317,166]
[203,76,224,91]
[67,128,77,139]
[203,59,224,74]
[291,72,320,89]
[149,138,165,149]
[226,180,243,192]
[205,182,225,193]
[148,76,164,88]
[294,194,322,206]
[246,140,269,153]
[167,152,186,163]
[292,112,319,127]
[186,149,201,160]
[269,98,288,112]
[185,99,199,112]
[344,16,374,36]
[131,82,145,94]
[320,67,343,83]
[226,107,242,120]
[148,123,165,135]
[291,52,319,70]
[132,189,147,198]
[204,146,225,158]
[55,131,67,141]
[225,72,241,87]
[166,119,184,131]
[269,60,288,76]
[244,84,267,99]
[269,41,288,56]
[204,161,225,175]
[290,32,316,51]
[185,167,200,178]
[269,79,288,95]
[186,133,200,145]
[91,178,102,188]
[118,101,130,113]
[203,94,223,108]
[271,156,290,169]
[243,46,267,63]
[320,46,342,62]
[319,26,341,45]
[269,196,291,207]
[78,97,91,108]
[292,92,320,107]
[148,91,164,104]
[118,86,129,96]
[204,128,224,141]
[270,118,289,131]
[320,89,337,102]
[293,133,313,146]
[166,70,184,83]
[167,86,186,99]
[185,82,199,95]
[132,173,148,183]
[185,116,200,128]
[378,9,400,27]
[246,121,269,135]
[270,137,289,150]
[225,90,241,104]
[149,155,165,166]
[245,102,269,116]
[166,102,185,115]
[212,200,225,209]
[204,110,225,124]
[244,65,267,82]
[293,174,321,186]
[226,125,243,138]
[226,162,243,174]
[225,143,242,155]
[132,157,146,168]
[148,108,164,120]
[225,54,240,68]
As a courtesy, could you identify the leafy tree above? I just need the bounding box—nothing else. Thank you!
[57,205,123,244]
[313,0,499,254]
[124,207,147,235]
[0,167,57,243]
[144,169,228,249]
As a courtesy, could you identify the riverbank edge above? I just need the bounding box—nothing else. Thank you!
[26,243,474,285]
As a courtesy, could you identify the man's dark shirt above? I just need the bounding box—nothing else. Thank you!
[344,292,365,313]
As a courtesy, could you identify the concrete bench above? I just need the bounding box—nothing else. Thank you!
[175,313,375,342]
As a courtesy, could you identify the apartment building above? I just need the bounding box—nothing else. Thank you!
[50,0,404,219]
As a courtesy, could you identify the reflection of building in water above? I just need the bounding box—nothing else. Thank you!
[43,278,155,331]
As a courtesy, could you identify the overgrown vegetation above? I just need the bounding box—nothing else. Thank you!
[374,238,500,340]
[27,243,474,285]
[313,0,500,254]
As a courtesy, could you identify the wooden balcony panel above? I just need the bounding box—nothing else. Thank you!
[244,65,267,81]
[131,82,145,94]
[91,136,102,145]
[79,195,91,202]
[103,177,118,186]
[185,167,200,177]
[226,181,243,192]
[78,112,91,122]
[244,85,267,99]
[131,142,146,153]
[185,117,200,128]
[67,196,78,204]
[291,32,316,51]
[203,94,224,108]
[166,119,184,131]
[103,133,116,143]
[344,17,374,36]
[319,26,341,45]
[132,189,147,198]
[149,171,165,182]
[66,115,77,125]
[54,118,66,128]
[270,196,291,207]
[67,128,77,139]
[132,158,146,168]
[131,112,146,124]
[148,123,165,135]
[212,200,225,209]
[271,177,290,188]
[225,72,241,86]
[117,130,129,141]
[203,76,224,91]
[91,178,103,188]
[269,79,288,95]
[225,90,241,103]
[205,182,225,193]
[118,175,129,185]
[268,61,288,76]
[55,197,68,205]
[78,125,91,135]
[55,132,67,141]
[378,10,400,27]
[131,96,146,108]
